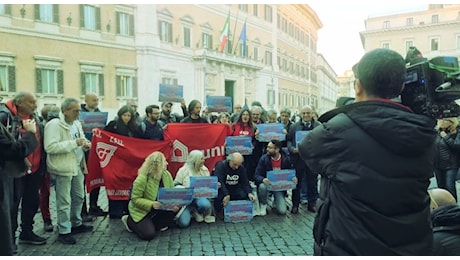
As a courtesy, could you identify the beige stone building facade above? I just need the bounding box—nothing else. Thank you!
[0,4,338,117]
[0,4,137,115]
[361,4,460,60]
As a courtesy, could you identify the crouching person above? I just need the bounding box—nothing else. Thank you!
[121,151,179,241]
[213,152,256,219]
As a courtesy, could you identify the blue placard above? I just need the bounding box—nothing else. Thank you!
[159,84,184,102]
[225,136,253,155]
[157,187,194,211]
[79,112,108,139]
[206,96,232,113]
[224,200,253,223]
[189,176,218,198]
[257,123,286,142]
[295,131,310,148]
[267,169,296,191]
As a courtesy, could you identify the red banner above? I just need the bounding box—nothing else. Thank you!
[86,129,172,200]
[163,123,227,177]
[86,124,227,200]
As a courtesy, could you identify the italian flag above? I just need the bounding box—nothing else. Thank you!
[219,14,230,52]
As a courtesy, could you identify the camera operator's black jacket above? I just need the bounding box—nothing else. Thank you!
[431,204,460,255]
[299,99,437,256]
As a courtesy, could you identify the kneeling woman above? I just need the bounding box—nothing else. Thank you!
[121,151,181,240]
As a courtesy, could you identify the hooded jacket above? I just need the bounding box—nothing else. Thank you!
[299,100,437,256]
[0,100,43,175]
[431,204,460,255]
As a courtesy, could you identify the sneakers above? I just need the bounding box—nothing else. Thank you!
[19,231,47,245]
[160,226,169,232]
[71,224,93,234]
[44,219,53,232]
[174,206,187,220]
[89,206,108,217]
[260,204,267,216]
[192,210,204,223]
[57,233,76,245]
[121,215,132,233]
[291,206,299,214]
[204,215,216,223]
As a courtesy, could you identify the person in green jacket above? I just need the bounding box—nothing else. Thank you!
[120,151,180,241]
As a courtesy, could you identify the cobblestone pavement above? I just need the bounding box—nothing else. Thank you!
[17,187,317,256]
[18,177,456,256]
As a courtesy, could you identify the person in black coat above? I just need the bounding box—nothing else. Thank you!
[433,117,460,202]
[105,105,141,138]
[429,188,460,255]
[254,140,296,216]
[0,118,38,256]
[299,48,437,255]
[213,152,255,218]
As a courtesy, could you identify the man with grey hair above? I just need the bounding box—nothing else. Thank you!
[44,98,93,244]
[286,105,320,214]
[0,91,43,254]
[213,152,255,219]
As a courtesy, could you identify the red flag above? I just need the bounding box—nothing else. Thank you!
[86,129,172,200]
[163,123,227,177]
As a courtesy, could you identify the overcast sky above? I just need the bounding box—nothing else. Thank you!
[307,1,431,76]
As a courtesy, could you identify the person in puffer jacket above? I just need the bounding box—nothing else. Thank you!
[299,48,437,255]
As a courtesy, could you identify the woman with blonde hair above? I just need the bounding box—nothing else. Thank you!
[120,151,180,241]
[174,150,214,225]
[434,117,460,201]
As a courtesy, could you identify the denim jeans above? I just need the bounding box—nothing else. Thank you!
[176,197,211,227]
[53,167,85,235]
[258,183,287,215]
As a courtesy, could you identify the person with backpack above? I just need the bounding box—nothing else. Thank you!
[139,104,164,141]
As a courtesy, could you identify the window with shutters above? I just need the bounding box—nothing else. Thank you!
[34,55,63,95]
[159,20,173,43]
[202,32,212,50]
[80,62,104,96]
[80,4,101,31]
[116,67,137,98]
[117,11,134,36]
[0,4,12,16]
[40,69,57,94]
[35,4,58,23]
[264,5,272,23]
[0,53,16,93]
[183,27,191,48]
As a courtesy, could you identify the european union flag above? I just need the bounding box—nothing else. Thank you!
[239,21,247,57]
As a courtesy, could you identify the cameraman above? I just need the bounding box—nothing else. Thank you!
[298,48,437,255]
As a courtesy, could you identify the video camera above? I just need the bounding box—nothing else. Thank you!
[337,47,460,119]
[400,46,460,119]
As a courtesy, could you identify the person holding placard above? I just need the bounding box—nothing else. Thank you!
[174,150,214,224]
[254,140,296,216]
[121,151,180,241]
[213,152,255,219]
[286,105,321,214]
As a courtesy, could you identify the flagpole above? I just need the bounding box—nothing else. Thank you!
[233,16,247,56]
[230,7,239,55]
